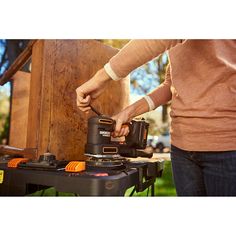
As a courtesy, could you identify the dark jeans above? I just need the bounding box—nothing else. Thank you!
[170,145,236,196]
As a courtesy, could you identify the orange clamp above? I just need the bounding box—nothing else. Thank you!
[7,158,29,168]
[65,161,86,172]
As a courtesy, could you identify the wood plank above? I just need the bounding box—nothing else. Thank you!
[0,40,37,86]
[26,40,129,160]
[0,145,36,159]
[25,40,44,157]
[9,71,31,148]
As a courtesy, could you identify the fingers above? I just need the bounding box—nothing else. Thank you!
[80,107,91,112]
[77,95,91,107]
[123,125,130,136]
[112,116,130,137]
[76,88,91,111]
[114,118,123,137]
[112,125,130,137]
[119,126,130,137]
[111,110,131,137]
[76,69,110,113]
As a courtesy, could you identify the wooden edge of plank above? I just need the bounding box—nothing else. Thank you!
[0,40,37,86]
[0,145,37,159]
[11,71,31,81]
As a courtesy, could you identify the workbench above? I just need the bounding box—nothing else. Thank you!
[0,158,164,196]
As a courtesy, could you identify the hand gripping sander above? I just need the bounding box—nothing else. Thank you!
[84,115,153,159]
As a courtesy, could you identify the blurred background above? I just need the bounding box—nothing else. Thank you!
[0,39,175,196]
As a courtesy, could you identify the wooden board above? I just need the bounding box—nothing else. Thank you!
[9,71,31,148]
[27,40,130,160]
[26,40,44,153]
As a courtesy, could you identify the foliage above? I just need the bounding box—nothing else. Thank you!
[145,117,160,136]
[130,53,169,95]
[0,88,10,144]
[0,113,10,144]
[102,39,130,49]
[125,160,176,196]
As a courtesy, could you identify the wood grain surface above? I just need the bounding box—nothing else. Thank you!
[26,40,130,160]
[9,71,31,148]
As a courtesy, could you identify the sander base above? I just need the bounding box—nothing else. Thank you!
[85,156,129,170]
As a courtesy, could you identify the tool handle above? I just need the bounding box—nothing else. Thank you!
[82,93,102,116]
[90,105,102,116]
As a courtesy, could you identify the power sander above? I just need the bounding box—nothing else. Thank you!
[85,107,153,170]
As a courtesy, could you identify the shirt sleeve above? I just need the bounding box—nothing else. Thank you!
[105,40,185,80]
[148,63,172,108]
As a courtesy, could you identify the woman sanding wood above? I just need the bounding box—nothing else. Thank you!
[76,40,236,196]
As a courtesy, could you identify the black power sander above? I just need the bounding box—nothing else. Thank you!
[85,115,153,159]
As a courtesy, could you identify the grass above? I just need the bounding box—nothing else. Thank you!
[125,160,176,197]
[28,160,176,197]
[29,188,76,196]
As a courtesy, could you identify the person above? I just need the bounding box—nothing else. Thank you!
[76,40,236,196]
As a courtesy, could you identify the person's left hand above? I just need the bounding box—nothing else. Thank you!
[112,108,132,137]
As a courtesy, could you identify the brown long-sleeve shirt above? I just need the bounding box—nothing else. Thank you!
[108,40,236,151]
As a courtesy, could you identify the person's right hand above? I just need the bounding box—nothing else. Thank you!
[76,68,111,113]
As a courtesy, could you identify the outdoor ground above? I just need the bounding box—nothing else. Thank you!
[125,159,176,197]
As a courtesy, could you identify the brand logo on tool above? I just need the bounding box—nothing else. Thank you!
[99,131,111,137]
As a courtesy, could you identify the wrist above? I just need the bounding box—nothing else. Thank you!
[104,63,122,81]
[126,98,150,120]
[125,105,136,121]
[143,95,155,111]
[96,68,111,83]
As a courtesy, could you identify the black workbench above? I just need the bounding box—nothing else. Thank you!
[0,158,164,196]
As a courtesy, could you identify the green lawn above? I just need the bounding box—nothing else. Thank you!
[125,160,176,196]
[29,160,176,197]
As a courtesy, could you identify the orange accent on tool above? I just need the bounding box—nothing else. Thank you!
[65,161,86,172]
[7,158,29,168]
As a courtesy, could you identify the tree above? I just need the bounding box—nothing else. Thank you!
[130,53,169,95]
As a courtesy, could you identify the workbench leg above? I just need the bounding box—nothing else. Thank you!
[151,183,155,196]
